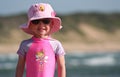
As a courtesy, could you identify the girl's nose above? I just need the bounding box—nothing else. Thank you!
[37,22,45,28]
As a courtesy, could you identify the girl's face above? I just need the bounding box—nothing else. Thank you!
[29,18,52,38]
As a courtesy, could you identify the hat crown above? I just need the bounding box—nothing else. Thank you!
[28,3,56,20]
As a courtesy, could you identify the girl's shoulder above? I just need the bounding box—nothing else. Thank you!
[49,38,62,44]
[20,38,33,46]
[49,38,65,55]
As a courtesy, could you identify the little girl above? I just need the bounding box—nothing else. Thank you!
[15,3,66,77]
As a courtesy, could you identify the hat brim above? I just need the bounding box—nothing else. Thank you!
[20,17,62,35]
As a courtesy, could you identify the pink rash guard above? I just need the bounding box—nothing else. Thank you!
[26,37,55,77]
[17,37,65,77]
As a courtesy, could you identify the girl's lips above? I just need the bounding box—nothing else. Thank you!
[38,28,46,31]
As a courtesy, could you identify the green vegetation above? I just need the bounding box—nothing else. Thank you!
[0,13,120,43]
[59,13,120,33]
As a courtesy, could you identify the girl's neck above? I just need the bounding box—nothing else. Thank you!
[33,35,50,39]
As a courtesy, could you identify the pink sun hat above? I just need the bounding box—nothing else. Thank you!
[20,3,62,35]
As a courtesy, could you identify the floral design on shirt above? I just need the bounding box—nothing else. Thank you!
[35,50,48,71]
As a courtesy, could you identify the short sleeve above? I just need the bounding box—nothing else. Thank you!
[55,40,65,56]
[17,41,26,57]
[17,39,32,57]
[17,38,33,57]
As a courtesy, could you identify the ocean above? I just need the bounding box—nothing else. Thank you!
[0,51,120,77]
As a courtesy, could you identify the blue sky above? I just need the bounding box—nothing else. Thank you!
[0,0,120,16]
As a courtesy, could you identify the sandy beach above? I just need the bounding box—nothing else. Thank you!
[0,42,120,54]
[0,22,120,54]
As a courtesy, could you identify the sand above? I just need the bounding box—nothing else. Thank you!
[0,42,120,54]
[1,23,120,54]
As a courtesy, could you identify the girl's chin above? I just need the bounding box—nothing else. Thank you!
[39,30,47,33]
[34,33,49,37]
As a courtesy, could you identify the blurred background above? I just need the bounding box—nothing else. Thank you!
[0,0,120,77]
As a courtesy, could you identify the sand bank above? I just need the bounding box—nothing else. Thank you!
[0,42,120,54]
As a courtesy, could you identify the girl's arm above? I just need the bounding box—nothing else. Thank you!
[15,55,25,77]
[56,55,66,77]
